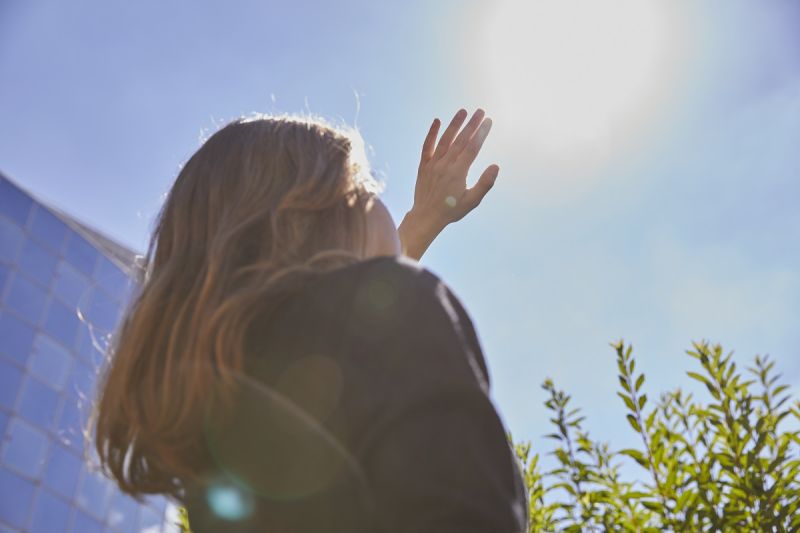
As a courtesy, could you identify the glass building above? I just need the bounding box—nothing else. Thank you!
[0,174,178,531]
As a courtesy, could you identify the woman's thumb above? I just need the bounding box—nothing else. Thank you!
[464,164,499,210]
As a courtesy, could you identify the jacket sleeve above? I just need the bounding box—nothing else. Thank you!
[360,387,528,533]
[350,259,528,532]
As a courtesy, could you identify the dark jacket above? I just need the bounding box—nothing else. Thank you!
[183,255,529,532]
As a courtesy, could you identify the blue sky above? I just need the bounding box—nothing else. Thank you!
[1,0,798,457]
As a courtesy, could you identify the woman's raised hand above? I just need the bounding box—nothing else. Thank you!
[416,108,499,225]
[398,108,499,260]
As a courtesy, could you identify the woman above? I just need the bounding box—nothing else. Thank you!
[92,108,529,532]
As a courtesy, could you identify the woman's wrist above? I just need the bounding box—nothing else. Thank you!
[398,208,447,261]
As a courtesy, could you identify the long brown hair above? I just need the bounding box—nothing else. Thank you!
[92,113,384,498]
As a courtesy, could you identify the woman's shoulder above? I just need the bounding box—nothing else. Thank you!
[255,253,491,398]
[317,254,439,293]
[259,253,489,391]
[333,255,491,392]
[299,254,458,333]
[317,254,466,323]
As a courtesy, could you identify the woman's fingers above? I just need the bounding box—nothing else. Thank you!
[450,108,486,155]
[420,118,441,164]
[432,108,468,160]
[457,117,493,169]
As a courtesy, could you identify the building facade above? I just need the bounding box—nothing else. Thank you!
[0,174,176,531]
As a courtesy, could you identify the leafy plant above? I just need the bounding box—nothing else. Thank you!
[509,340,800,532]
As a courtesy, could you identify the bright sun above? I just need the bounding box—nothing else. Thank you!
[475,0,683,165]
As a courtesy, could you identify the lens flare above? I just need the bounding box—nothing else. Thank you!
[206,482,255,522]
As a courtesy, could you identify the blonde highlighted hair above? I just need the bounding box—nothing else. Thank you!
[92,113,384,497]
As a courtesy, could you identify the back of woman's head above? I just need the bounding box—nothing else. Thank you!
[92,114,384,498]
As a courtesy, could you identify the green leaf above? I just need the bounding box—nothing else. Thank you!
[617,392,636,411]
[641,500,662,512]
[645,410,658,432]
[627,414,641,433]
[619,448,648,468]
[635,373,645,392]
[686,371,710,386]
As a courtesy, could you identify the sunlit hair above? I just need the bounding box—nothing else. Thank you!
[92,113,385,498]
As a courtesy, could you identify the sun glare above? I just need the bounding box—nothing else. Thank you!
[474,0,684,166]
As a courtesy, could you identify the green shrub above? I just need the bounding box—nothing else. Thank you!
[510,340,800,532]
